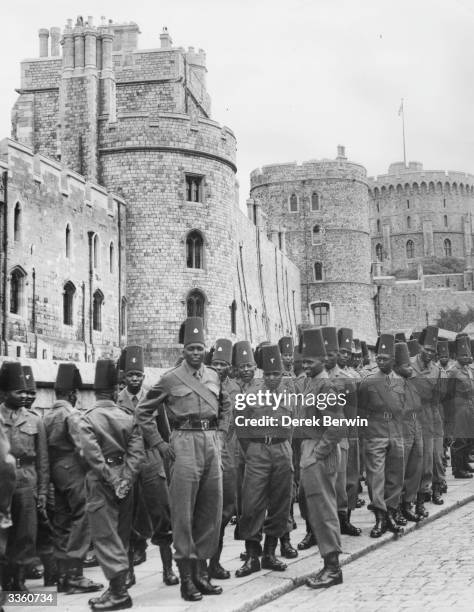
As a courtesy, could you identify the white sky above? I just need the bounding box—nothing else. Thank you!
[1,0,474,202]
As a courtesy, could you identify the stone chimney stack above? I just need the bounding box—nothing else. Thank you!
[50,27,61,56]
[336,145,347,160]
[39,28,49,57]
[160,27,172,48]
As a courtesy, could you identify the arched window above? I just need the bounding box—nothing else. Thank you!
[407,199,410,209]
[93,234,100,269]
[444,215,448,227]
[14,203,21,242]
[289,194,298,212]
[186,289,205,319]
[63,281,75,326]
[376,219,381,233]
[406,240,415,259]
[444,238,452,257]
[375,243,383,261]
[314,261,323,281]
[109,242,114,273]
[311,192,320,211]
[65,225,71,258]
[92,289,104,331]
[10,267,26,315]
[230,300,237,334]
[407,216,411,229]
[312,224,322,245]
[186,230,204,269]
[311,302,330,326]
[376,202,379,213]
[120,297,127,337]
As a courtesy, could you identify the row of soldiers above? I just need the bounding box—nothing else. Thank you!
[0,318,473,611]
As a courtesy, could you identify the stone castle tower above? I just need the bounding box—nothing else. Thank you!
[12,17,237,364]
[250,146,377,341]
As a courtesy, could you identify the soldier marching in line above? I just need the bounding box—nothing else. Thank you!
[0,405,16,612]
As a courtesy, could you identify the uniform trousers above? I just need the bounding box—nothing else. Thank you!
[85,473,133,580]
[6,465,39,566]
[432,437,445,485]
[364,437,404,512]
[402,419,423,503]
[419,433,434,494]
[238,440,292,541]
[300,439,341,557]
[169,430,222,560]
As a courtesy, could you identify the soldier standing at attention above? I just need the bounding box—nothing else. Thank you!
[137,317,230,602]
[299,328,345,589]
[117,346,178,588]
[235,344,294,577]
[0,362,48,593]
[0,410,16,610]
[358,334,405,538]
[43,363,102,595]
[81,359,144,612]
[279,336,294,375]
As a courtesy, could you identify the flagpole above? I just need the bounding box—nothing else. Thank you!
[400,98,407,167]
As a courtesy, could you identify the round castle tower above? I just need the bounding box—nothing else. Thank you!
[369,162,474,274]
[250,146,377,342]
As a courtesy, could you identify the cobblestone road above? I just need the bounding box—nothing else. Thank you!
[257,502,474,612]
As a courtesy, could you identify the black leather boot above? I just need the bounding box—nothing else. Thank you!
[192,560,222,595]
[176,559,202,602]
[235,541,260,578]
[370,509,386,538]
[90,570,132,611]
[386,508,404,535]
[279,532,298,558]
[208,534,230,579]
[305,552,343,589]
[124,551,135,589]
[41,554,58,587]
[297,522,316,550]
[159,545,179,586]
[401,501,421,522]
[12,565,29,592]
[338,510,361,536]
[432,483,444,505]
[415,493,429,518]
[440,480,448,494]
[393,506,407,526]
[261,536,287,571]
[64,560,103,595]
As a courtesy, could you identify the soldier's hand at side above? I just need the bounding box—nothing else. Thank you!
[37,494,47,513]
[115,479,131,499]
[158,441,175,461]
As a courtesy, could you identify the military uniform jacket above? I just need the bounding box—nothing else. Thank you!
[410,355,443,436]
[137,361,231,449]
[43,400,83,463]
[445,363,474,439]
[358,370,404,439]
[80,399,144,488]
[0,403,49,495]
[0,412,12,464]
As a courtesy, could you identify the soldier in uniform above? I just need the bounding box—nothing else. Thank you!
[359,334,405,538]
[0,410,16,610]
[0,362,48,592]
[299,328,344,589]
[407,339,420,358]
[279,336,294,375]
[235,344,294,577]
[80,359,144,611]
[137,317,230,602]
[117,346,178,588]
[43,363,102,594]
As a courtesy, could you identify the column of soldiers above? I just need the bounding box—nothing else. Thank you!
[0,318,473,612]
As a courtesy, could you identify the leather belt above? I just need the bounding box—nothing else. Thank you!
[175,418,217,431]
[404,412,417,421]
[15,456,35,468]
[247,437,286,445]
[105,454,124,466]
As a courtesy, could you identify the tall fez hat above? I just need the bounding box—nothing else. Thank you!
[455,335,471,358]
[212,338,233,364]
[322,327,339,353]
[0,362,27,392]
[410,331,421,341]
[278,336,294,355]
[360,340,369,358]
[419,326,438,350]
[470,339,474,357]
[407,339,420,357]
[232,340,255,367]
[353,338,362,354]
[260,344,283,373]
[94,359,119,390]
[120,345,144,373]
[301,328,327,359]
[254,341,272,369]
[22,366,36,392]
[293,345,303,361]
[437,340,449,359]
[55,363,83,392]
[394,342,410,366]
[338,328,353,351]
[183,317,205,346]
[395,332,407,343]
[376,333,395,357]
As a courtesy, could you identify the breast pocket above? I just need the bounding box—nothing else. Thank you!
[17,422,37,455]
[170,385,194,411]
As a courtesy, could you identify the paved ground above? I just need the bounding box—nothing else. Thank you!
[4,472,474,611]
[256,502,474,612]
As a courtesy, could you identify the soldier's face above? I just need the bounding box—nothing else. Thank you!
[126,370,144,394]
[303,357,324,377]
[6,389,27,408]
[211,360,229,380]
[376,354,393,373]
[264,371,283,391]
[338,349,351,367]
[25,391,36,407]
[396,363,413,378]
[238,363,256,383]
[457,354,471,366]
[183,343,205,369]
[325,351,338,369]
[281,354,293,371]
[293,359,304,376]
[439,356,449,367]
[421,346,435,363]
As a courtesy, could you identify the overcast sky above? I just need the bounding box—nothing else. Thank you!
[1,0,474,201]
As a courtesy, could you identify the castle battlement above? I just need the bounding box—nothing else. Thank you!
[369,162,474,194]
